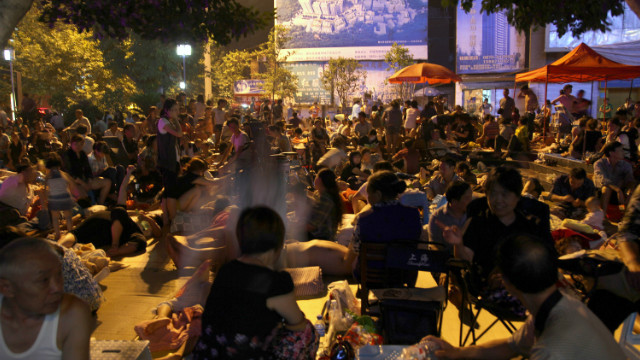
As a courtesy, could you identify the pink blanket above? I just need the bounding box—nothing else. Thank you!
[134,305,203,353]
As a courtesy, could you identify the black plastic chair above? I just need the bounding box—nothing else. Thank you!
[448,258,527,346]
[358,241,450,344]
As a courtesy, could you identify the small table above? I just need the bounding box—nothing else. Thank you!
[357,345,408,359]
[90,340,152,360]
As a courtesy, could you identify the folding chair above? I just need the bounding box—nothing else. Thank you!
[103,136,130,167]
[422,147,450,163]
[358,241,450,344]
[619,313,640,360]
[448,258,527,346]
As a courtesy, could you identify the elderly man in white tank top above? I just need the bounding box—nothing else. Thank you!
[0,238,91,359]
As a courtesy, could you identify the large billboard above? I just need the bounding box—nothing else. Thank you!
[275,0,428,62]
[284,61,402,104]
[546,3,640,51]
[456,3,526,74]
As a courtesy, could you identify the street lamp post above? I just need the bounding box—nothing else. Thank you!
[176,44,192,93]
[3,48,16,122]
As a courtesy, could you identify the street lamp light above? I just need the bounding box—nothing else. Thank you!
[3,48,15,122]
[176,44,192,93]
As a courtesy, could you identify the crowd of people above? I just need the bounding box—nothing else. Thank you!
[0,87,639,359]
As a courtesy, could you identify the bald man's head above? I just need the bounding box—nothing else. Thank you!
[0,237,60,281]
[497,234,558,294]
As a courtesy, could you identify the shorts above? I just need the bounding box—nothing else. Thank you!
[48,195,75,211]
[386,126,402,135]
[159,168,178,199]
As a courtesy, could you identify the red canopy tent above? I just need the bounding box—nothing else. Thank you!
[515,43,640,136]
[516,42,640,83]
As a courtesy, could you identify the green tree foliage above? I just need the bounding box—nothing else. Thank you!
[444,0,627,37]
[99,34,205,109]
[37,0,272,46]
[11,9,137,112]
[321,58,367,112]
[255,26,298,102]
[384,42,415,102]
[209,46,253,101]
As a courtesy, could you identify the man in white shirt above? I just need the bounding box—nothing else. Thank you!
[351,99,361,121]
[194,95,206,120]
[75,125,94,156]
[0,237,91,360]
[317,137,347,170]
[64,109,91,134]
[103,121,123,141]
[425,233,626,360]
[404,100,420,134]
[0,164,36,216]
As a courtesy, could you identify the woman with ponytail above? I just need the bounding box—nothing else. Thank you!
[307,168,343,241]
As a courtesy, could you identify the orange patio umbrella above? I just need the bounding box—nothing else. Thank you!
[388,62,461,85]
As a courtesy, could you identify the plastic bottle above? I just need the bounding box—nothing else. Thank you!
[328,300,340,329]
[314,314,326,337]
[325,299,340,342]
[400,340,440,360]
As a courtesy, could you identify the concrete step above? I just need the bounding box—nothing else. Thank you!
[539,153,594,173]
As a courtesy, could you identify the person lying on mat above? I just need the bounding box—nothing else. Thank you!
[423,233,625,360]
[57,164,162,257]
[57,206,161,257]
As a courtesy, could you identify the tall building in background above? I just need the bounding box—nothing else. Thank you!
[299,0,314,13]
[482,12,510,56]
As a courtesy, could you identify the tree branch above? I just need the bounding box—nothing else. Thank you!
[0,0,34,49]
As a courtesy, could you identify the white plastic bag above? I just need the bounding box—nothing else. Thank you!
[325,280,359,333]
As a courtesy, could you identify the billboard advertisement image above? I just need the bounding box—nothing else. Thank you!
[234,80,265,95]
[275,0,428,61]
[284,62,332,104]
[456,3,526,74]
[284,61,412,104]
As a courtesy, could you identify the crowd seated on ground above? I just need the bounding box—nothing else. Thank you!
[0,92,640,359]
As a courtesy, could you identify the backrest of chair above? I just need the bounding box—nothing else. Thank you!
[359,242,388,313]
[103,136,130,167]
[360,242,388,287]
[359,241,451,313]
[385,244,450,274]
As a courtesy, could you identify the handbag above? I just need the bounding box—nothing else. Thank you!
[265,319,319,360]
